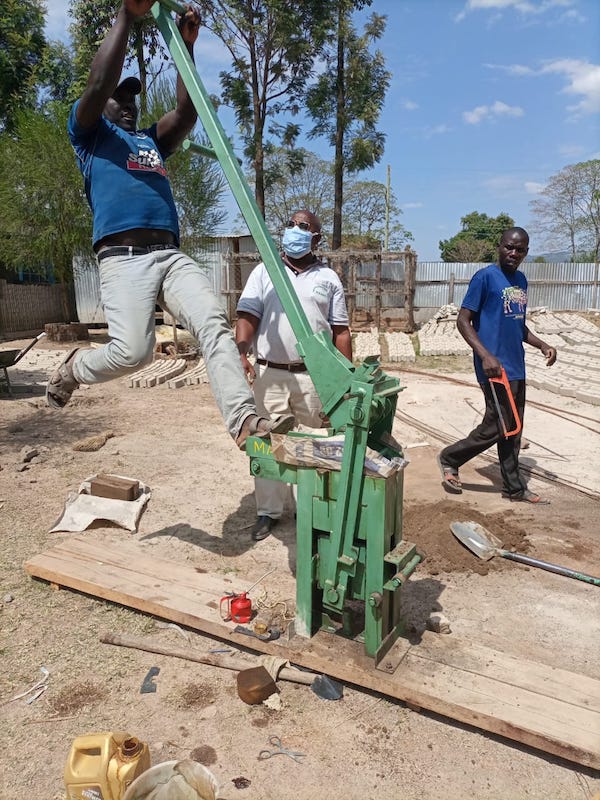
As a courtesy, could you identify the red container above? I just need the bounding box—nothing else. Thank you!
[220,592,252,623]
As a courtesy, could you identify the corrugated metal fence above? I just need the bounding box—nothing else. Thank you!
[8,244,595,334]
[72,236,233,326]
[417,261,599,311]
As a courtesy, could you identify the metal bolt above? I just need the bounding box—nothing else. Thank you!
[350,406,364,422]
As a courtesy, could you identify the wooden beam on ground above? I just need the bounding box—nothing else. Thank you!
[24,534,600,769]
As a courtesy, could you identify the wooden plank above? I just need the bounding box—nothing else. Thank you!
[407,632,600,712]
[24,535,600,769]
[286,632,600,769]
[396,653,600,767]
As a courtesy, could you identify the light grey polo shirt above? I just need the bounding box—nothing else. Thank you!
[237,259,349,363]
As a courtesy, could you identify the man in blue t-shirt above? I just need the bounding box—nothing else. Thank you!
[438,227,557,504]
[45,0,292,450]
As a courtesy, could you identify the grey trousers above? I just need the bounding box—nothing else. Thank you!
[252,365,323,518]
[71,248,255,438]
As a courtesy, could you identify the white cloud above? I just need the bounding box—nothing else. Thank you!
[558,143,587,159]
[463,100,524,124]
[486,175,549,200]
[483,175,522,193]
[486,58,600,116]
[402,202,424,209]
[401,100,419,111]
[424,124,451,137]
[485,63,534,76]
[456,0,576,22]
[524,181,545,193]
[44,0,70,41]
[540,59,600,115]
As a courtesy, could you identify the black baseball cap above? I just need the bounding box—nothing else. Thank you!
[115,76,142,95]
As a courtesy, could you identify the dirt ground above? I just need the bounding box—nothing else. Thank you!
[1,333,599,800]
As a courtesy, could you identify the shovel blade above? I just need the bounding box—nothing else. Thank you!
[450,521,503,561]
[310,675,343,701]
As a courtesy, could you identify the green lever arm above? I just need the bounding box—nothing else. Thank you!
[323,381,374,611]
[153,1,404,607]
[151,2,355,422]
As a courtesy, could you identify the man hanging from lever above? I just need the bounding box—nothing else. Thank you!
[46,0,293,451]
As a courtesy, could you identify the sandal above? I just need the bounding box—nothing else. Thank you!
[236,413,295,451]
[46,349,80,408]
[436,453,462,494]
[502,489,550,505]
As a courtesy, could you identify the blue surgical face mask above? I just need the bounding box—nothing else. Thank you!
[282,225,314,258]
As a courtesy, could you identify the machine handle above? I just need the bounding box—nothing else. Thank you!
[14,332,46,364]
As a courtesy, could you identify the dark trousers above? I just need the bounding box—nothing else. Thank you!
[440,379,526,496]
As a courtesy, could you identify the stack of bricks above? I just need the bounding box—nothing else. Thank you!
[127,358,187,388]
[382,331,416,363]
[353,329,381,361]
[526,312,600,405]
[417,318,472,356]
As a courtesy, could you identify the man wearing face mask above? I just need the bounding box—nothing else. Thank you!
[236,210,352,541]
[45,0,293,452]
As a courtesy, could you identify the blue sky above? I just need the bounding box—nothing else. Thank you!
[45,0,599,260]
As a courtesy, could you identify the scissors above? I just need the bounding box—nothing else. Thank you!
[258,735,305,763]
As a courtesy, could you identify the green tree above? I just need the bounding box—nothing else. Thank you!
[439,211,515,262]
[37,41,77,106]
[529,160,600,261]
[260,148,335,236]
[144,77,227,240]
[306,3,390,249]
[0,104,92,316]
[197,0,334,216]
[68,0,168,113]
[0,0,47,132]
[342,179,412,251]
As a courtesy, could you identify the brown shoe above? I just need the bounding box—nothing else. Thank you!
[236,413,294,451]
[46,349,80,408]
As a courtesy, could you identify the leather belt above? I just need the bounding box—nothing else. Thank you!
[256,358,307,373]
[97,244,177,262]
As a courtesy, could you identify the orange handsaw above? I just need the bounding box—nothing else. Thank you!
[489,368,522,439]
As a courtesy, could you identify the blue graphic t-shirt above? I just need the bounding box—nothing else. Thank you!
[68,100,179,247]
[461,264,528,383]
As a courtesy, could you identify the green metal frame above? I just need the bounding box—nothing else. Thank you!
[153,2,420,657]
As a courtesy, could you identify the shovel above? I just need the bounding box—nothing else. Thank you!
[100,632,343,699]
[450,521,600,587]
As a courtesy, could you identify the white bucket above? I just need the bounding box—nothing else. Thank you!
[122,759,220,800]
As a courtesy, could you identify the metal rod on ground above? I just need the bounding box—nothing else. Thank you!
[100,632,316,685]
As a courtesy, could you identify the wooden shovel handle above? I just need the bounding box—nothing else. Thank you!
[100,632,316,685]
